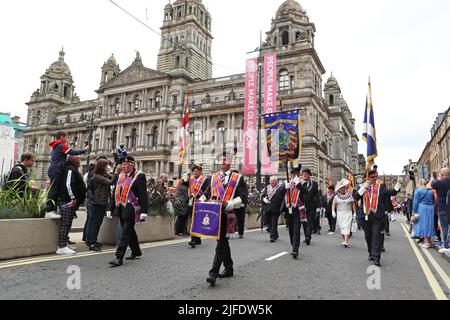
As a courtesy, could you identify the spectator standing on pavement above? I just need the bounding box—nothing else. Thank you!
[5,153,35,194]
[56,155,86,255]
[431,168,450,253]
[85,159,117,252]
[412,179,436,249]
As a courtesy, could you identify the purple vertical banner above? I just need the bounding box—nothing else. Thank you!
[243,58,258,175]
[262,53,278,174]
[190,202,222,240]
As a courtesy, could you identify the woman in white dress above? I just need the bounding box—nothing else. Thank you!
[332,179,356,248]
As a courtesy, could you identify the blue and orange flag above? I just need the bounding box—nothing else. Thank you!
[262,109,302,162]
[362,79,378,171]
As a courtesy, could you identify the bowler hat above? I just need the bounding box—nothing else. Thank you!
[119,156,135,165]
[302,168,312,175]
[191,164,203,172]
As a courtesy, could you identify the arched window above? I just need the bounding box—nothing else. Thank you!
[134,96,141,111]
[130,128,138,149]
[175,56,180,68]
[281,31,289,45]
[151,126,159,148]
[63,85,69,99]
[273,36,277,46]
[115,99,120,115]
[279,70,290,91]
[329,95,334,105]
[111,130,117,151]
[217,121,226,145]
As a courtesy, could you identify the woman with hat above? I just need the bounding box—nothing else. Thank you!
[332,179,356,247]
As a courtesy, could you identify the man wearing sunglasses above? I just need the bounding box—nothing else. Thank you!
[355,165,402,267]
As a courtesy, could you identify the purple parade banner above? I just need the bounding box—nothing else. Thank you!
[190,202,222,240]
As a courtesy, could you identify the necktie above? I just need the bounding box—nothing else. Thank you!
[221,173,227,186]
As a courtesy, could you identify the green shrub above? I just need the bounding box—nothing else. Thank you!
[0,206,33,219]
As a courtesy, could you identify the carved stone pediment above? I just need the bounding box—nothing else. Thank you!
[100,61,169,90]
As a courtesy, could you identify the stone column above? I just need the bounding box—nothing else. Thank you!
[156,161,161,177]
[206,116,211,143]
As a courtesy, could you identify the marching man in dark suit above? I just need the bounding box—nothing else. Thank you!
[354,165,402,266]
[107,156,149,267]
[206,154,246,286]
[302,168,321,245]
[180,164,210,249]
[282,167,307,259]
[262,176,286,243]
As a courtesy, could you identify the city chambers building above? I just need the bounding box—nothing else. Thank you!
[24,0,362,190]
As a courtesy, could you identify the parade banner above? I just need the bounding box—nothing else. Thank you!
[190,202,222,240]
[262,53,278,175]
[262,110,302,162]
[243,58,258,175]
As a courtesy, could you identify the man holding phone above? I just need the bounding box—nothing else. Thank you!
[431,168,450,253]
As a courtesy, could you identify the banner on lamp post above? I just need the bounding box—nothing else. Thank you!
[262,53,278,175]
[243,58,258,175]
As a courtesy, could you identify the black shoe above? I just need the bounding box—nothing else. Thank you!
[125,254,142,260]
[206,275,217,286]
[109,258,123,267]
[374,258,381,267]
[291,252,298,259]
[89,244,102,252]
[270,239,276,243]
[381,247,386,253]
[305,239,311,246]
[239,235,244,239]
[368,256,374,261]
[188,242,196,248]
[218,269,234,278]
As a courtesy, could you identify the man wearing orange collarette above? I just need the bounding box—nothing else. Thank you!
[206,153,246,286]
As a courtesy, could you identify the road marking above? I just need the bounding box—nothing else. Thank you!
[400,223,448,300]
[420,243,450,292]
[0,227,266,270]
[265,252,288,261]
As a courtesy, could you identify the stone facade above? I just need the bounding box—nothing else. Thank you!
[24,0,361,191]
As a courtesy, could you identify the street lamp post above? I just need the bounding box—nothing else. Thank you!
[85,101,99,173]
[247,32,276,191]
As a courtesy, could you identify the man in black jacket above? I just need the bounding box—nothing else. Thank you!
[107,156,149,267]
[262,176,285,243]
[5,153,35,194]
[302,168,321,245]
[355,166,402,266]
[56,155,86,255]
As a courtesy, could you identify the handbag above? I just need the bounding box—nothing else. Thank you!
[411,213,420,224]
[351,215,358,233]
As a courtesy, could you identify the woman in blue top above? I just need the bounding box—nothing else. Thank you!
[412,179,436,248]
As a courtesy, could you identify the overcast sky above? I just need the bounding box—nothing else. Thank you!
[1,0,449,174]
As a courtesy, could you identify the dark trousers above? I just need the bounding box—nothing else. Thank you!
[303,211,314,241]
[269,211,280,241]
[58,204,75,248]
[46,173,62,213]
[209,214,233,277]
[286,210,301,253]
[85,204,105,246]
[236,209,245,236]
[362,216,383,259]
[326,211,336,232]
[82,199,92,242]
[313,211,321,233]
[175,214,189,235]
[115,217,142,260]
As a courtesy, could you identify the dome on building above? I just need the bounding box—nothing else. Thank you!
[48,48,71,75]
[106,54,117,65]
[324,73,341,91]
[276,0,305,18]
[164,2,173,9]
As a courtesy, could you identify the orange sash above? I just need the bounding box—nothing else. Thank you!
[189,175,207,197]
[211,172,240,202]
[364,180,382,215]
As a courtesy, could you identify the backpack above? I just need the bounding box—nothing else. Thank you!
[3,165,25,190]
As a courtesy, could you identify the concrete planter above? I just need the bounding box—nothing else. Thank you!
[0,219,59,261]
[97,215,175,245]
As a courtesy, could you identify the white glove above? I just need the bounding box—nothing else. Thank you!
[140,213,148,221]
[293,176,301,186]
[316,208,321,213]
[263,197,270,204]
[225,197,243,212]
[285,182,291,189]
[332,212,336,219]
[106,211,113,219]
[199,195,207,202]
[358,181,371,196]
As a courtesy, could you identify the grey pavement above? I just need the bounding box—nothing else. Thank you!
[1,216,450,300]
